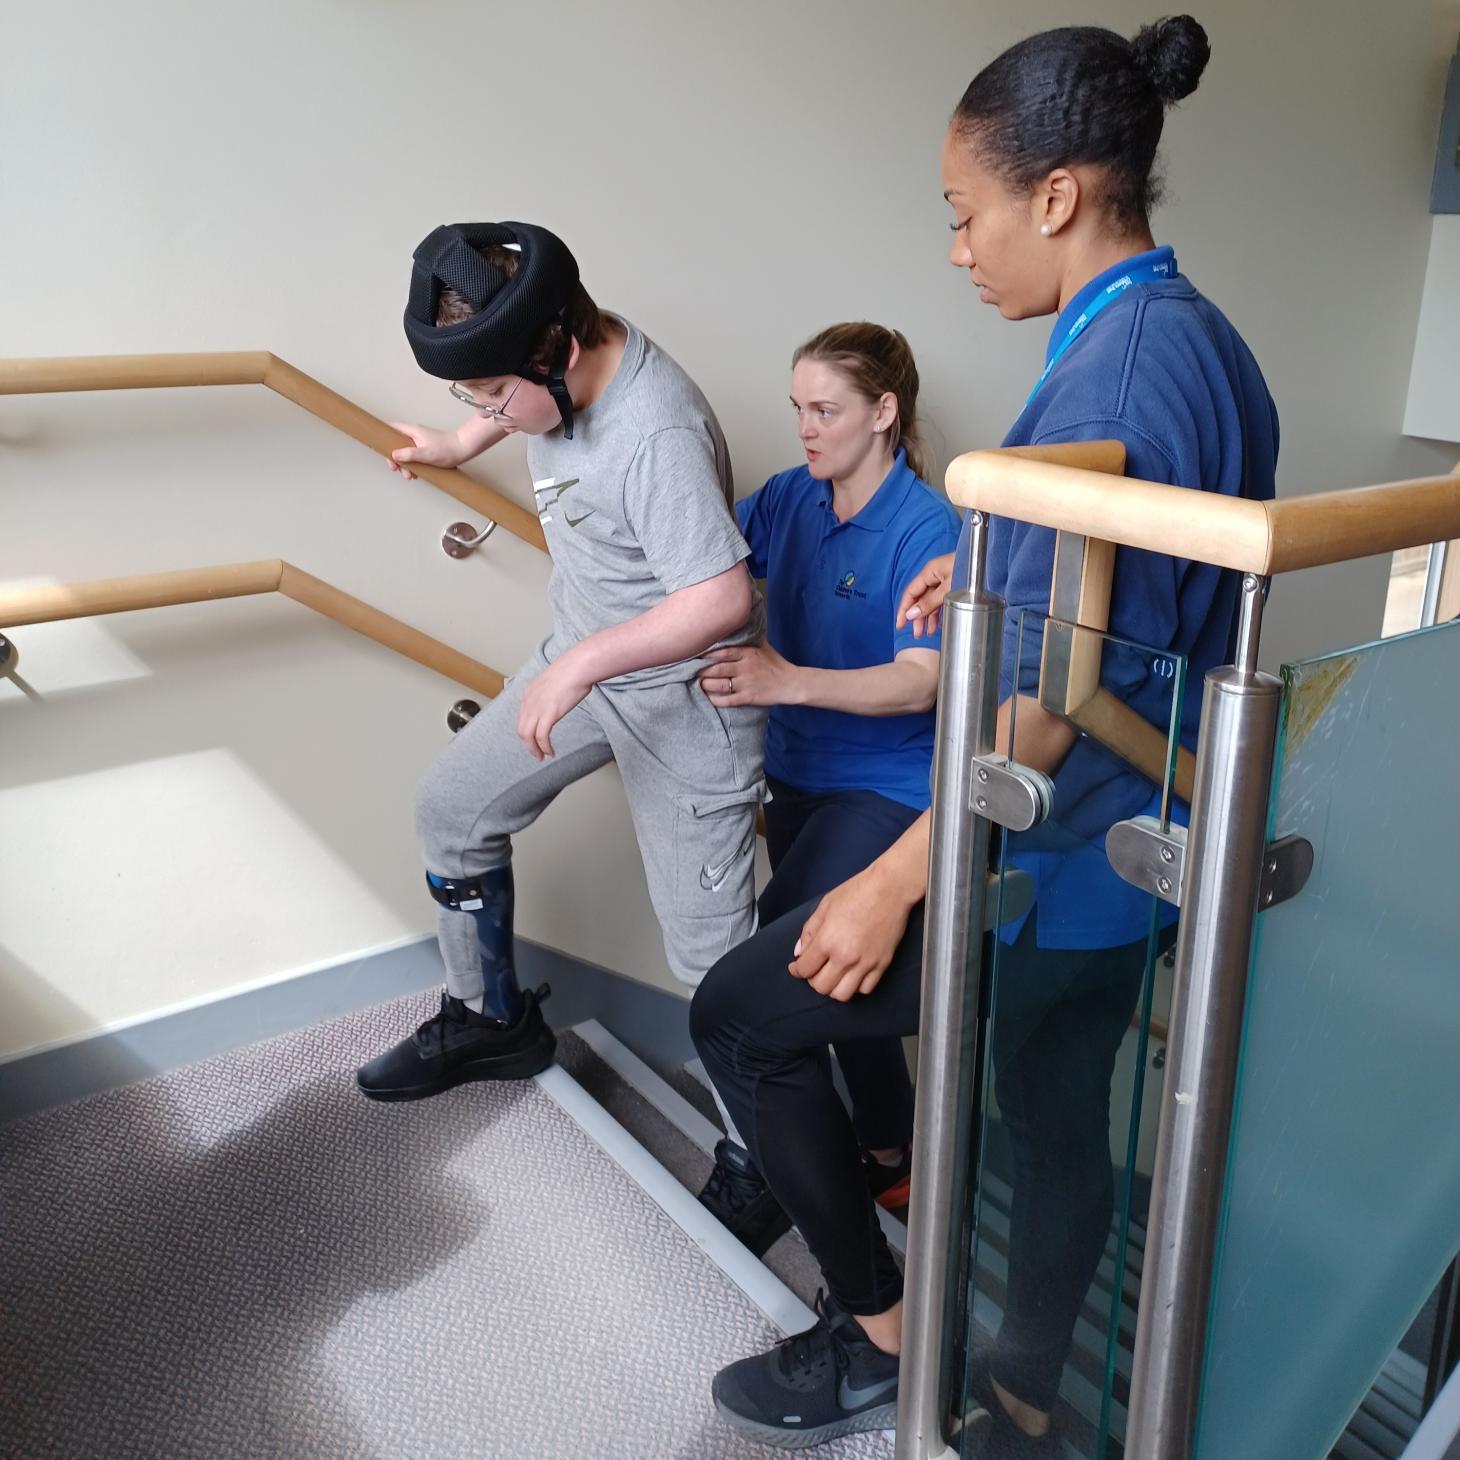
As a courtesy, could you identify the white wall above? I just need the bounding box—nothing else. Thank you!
[2,0,1456,1060]
[1405,214,1460,441]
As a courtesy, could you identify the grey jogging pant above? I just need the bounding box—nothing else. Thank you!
[415,645,767,1000]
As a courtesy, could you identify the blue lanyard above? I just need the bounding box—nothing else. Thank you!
[1027,253,1178,404]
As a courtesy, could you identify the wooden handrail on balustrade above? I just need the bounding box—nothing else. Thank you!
[0,352,547,553]
[0,562,504,698]
[987,441,1198,804]
[946,446,1460,801]
[947,451,1460,575]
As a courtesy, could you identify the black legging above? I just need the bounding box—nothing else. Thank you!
[759,775,920,1153]
[690,900,1154,1413]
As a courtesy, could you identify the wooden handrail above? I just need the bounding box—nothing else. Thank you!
[991,441,1198,803]
[996,440,1131,475]
[1265,474,1460,573]
[0,352,547,554]
[0,561,504,698]
[1129,1010,1172,1043]
[947,451,1460,576]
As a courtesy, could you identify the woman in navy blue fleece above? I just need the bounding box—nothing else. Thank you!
[693,14,1278,1455]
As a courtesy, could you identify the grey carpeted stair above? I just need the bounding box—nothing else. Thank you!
[1,981,1431,1460]
[0,991,892,1460]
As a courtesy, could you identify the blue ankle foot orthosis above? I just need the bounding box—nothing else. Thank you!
[425,865,523,1022]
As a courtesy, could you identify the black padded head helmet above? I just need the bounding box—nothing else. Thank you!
[404,221,581,438]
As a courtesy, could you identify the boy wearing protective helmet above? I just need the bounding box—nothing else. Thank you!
[356,221,765,1101]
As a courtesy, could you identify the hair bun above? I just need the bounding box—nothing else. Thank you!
[1132,15,1210,104]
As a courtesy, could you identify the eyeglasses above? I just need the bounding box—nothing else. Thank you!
[449,377,522,421]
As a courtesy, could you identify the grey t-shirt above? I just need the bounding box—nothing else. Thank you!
[527,317,761,687]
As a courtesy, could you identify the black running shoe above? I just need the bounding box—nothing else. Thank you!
[712,1291,899,1449]
[356,984,555,1101]
[697,1139,793,1257]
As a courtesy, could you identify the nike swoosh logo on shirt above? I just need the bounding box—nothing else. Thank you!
[837,1375,898,1410]
[564,508,598,528]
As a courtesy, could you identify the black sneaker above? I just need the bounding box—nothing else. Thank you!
[697,1139,793,1257]
[712,1290,899,1449]
[963,1349,1061,1458]
[356,985,555,1101]
[861,1146,912,1212]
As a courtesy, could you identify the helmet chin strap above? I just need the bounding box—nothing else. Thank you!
[545,307,575,440]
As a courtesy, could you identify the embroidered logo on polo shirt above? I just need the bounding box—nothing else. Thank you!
[834,570,866,602]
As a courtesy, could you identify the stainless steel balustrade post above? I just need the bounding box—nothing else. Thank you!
[896,516,1003,1460]
[1124,574,1281,1460]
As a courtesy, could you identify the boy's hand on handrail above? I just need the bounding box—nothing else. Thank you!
[896,552,957,639]
[387,413,506,478]
[387,421,471,479]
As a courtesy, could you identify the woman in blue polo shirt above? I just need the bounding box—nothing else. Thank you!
[693,15,1279,1454]
[693,322,960,1255]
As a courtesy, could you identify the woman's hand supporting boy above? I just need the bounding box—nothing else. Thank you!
[699,644,938,716]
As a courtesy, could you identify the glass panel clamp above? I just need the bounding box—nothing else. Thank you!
[1108,816,1312,911]
[1257,834,1314,910]
[987,867,1034,930]
[1108,816,1188,905]
[969,754,1055,832]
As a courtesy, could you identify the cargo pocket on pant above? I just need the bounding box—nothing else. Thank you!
[672,783,766,920]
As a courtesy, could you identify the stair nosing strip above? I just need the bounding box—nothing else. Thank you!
[533,1060,815,1338]
[575,1020,724,1158]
